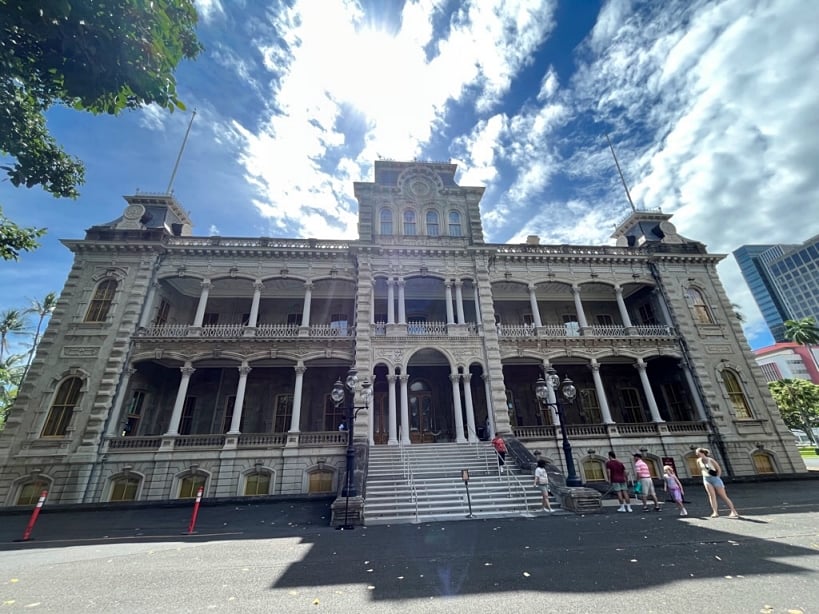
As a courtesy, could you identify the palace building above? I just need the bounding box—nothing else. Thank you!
[0,160,804,509]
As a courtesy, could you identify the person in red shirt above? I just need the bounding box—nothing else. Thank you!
[606,451,632,512]
[492,434,507,473]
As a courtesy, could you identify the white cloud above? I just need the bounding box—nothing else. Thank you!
[194,0,225,23]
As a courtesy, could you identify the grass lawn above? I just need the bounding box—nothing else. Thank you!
[798,447,818,457]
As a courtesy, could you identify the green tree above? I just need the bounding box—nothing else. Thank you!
[0,0,203,258]
[784,317,819,372]
[768,378,819,445]
[0,308,27,362]
[0,352,25,430]
[21,291,58,381]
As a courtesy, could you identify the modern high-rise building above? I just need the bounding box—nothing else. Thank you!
[734,236,819,342]
[0,160,805,516]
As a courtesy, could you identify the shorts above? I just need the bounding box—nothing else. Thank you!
[668,487,682,503]
[703,475,724,488]
[611,482,628,492]
[638,477,656,497]
[536,484,550,494]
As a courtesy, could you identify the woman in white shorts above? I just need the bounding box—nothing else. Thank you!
[696,447,739,518]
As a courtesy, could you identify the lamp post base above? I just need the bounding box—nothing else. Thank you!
[331,495,364,529]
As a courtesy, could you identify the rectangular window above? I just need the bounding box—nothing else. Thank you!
[308,471,334,493]
[620,388,644,422]
[178,475,206,498]
[596,314,614,326]
[324,394,345,431]
[660,383,688,422]
[221,395,238,432]
[273,394,293,432]
[110,478,139,501]
[638,303,657,325]
[582,460,605,481]
[154,299,171,326]
[123,390,146,436]
[179,397,196,435]
[579,388,602,423]
[16,481,49,506]
[287,313,303,325]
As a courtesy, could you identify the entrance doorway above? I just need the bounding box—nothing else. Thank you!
[409,380,437,443]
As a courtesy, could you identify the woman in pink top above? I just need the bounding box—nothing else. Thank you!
[633,453,660,512]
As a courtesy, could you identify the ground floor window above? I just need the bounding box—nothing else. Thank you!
[179,474,206,498]
[582,459,605,481]
[752,453,776,474]
[308,470,333,493]
[244,472,272,496]
[16,481,49,505]
[110,476,140,501]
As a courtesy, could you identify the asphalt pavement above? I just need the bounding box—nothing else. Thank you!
[1,478,818,614]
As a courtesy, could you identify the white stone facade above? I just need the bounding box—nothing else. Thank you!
[0,161,804,507]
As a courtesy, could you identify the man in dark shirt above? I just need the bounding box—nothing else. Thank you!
[606,451,632,512]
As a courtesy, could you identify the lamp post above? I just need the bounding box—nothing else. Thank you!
[535,367,582,487]
[331,369,372,510]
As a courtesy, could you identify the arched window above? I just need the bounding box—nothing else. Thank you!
[41,376,83,437]
[722,370,752,418]
[684,454,700,478]
[687,287,714,324]
[16,479,50,505]
[84,279,118,322]
[426,211,439,236]
[403,209,416,236]
[178,473,207,498]
[110,476,141,501]
[752,452,776,474]
[582,458,605,481]
[448,210,462,237]
[380,208,393,235]
[244,471,272,496]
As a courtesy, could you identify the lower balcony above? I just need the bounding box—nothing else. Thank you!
[512,421,708,440]
[103,430,347,452]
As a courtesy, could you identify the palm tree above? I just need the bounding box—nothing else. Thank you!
[784,317,819,372]
[0,352,25,429]
[0,309,28,363]
[22,292,58,382]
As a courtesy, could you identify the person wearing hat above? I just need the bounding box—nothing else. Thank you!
[633,452,661,512]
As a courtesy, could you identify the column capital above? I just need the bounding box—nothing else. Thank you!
[589,360,601,372]
[200,280,212,290]
[387,373,397,383]
[238,365,252,377]
[397,278,406,287]
[463,372,472,383]
[571,283,581,293]
[454,280,463,288]
[294,364,307,375]
[253,280,265,291]
[180,365,196,377]
[449,373,461,383]
[528,283,537,292]
[304,280,313,290]
[634,358,647,371]
[399,374,409,383]
[614,284,623,294]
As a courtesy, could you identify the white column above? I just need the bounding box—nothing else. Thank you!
[227,364,252,434]
[473,285,482,324]
[444,282,455,324]
[399,374,411,444]
[590,360,614,424]
[248,281,263,328]
[543,362,560,425]
[528,284,543,327]
[289,364,306,432]
[572,284,589,328]
[455,281,466,324]
[387,279,396,324]
[387,374,398,445]
[681,361,708,421]
[636,359,663,422]
[300,282,313,328]
[614,285,633,327]
[450,373,466,443]
[482,374,495,438]
[398,278,406,324]
[107,368,137,436]
[463,373,477,442]
[165,363,195,435]
[138,283,159,328]
[192,281,211,327]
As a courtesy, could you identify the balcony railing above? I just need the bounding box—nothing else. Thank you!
[255,323,299,337]
[104,431,345,452]
[497,323,676,339]
[512,421,707,440]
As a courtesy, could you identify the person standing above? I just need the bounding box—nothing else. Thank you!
[492,434,507,472]
[695,447,739,518]
[533,458,553,512]
[662,465,688,516]
[633,453,660,512]
[606,451,632,512]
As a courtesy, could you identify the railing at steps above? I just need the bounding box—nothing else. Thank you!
[398,428,419,523]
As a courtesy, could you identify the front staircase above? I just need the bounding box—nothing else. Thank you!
[363,442,560,525]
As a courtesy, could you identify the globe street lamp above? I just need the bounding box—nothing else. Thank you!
[534,367,582,487]
[331,369,372,501]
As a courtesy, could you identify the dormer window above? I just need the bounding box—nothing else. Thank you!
[404,210,416,236]
[380,208,393,235]
[426,211,439,236]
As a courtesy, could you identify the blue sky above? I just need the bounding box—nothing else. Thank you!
[2,0,819,352]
